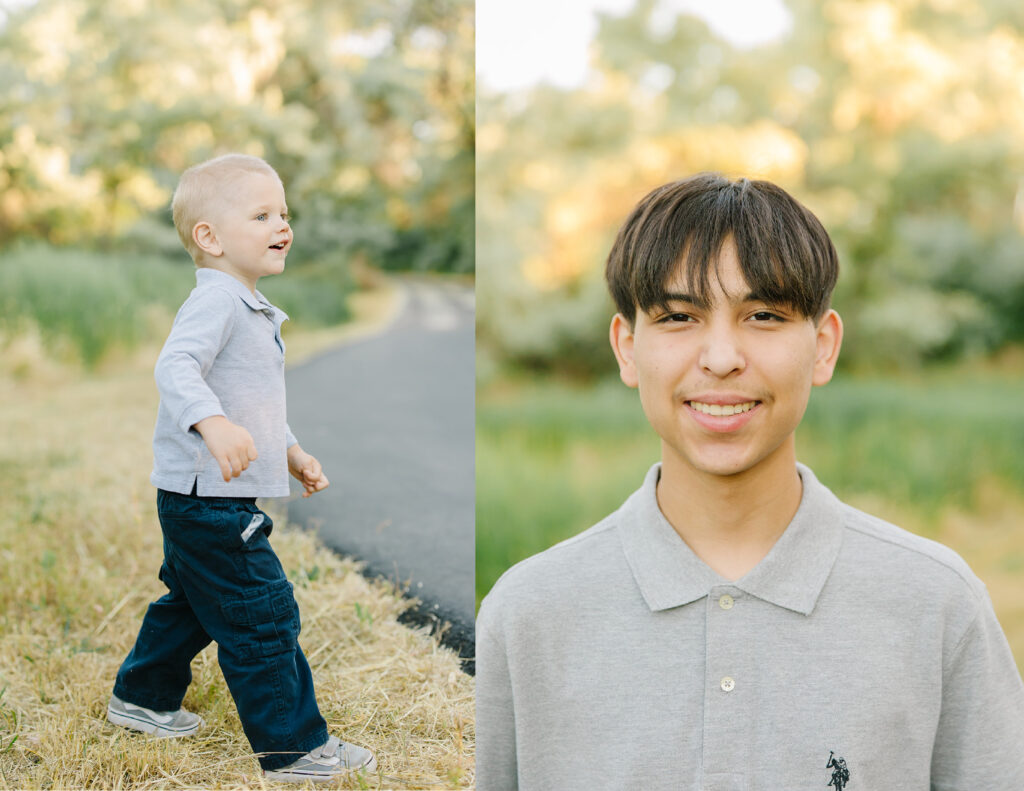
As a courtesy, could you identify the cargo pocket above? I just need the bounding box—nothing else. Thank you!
[220,579,300,658]
[236,505,274,551]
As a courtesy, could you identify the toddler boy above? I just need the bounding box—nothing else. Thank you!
[107,154,377,782]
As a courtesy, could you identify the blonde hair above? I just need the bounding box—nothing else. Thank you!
[171,154,281,263]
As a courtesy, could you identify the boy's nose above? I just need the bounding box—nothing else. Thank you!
[698,326,745,377]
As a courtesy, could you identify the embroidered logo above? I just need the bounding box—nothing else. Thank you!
[827,751,850,790]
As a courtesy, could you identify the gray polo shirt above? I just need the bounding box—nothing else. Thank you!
[150,268,297,498]
[476,463,1024,790]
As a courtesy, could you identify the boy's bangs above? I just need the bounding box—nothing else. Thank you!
[634,182,835,321]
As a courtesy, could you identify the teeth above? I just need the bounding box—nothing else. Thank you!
[689,400,757,416]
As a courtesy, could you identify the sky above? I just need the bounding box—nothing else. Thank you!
[476,0,793,92]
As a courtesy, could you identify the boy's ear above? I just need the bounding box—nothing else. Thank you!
[193,221,222,257]
[812,309,843,387]
[610,313,639,388]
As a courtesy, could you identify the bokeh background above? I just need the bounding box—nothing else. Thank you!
[476,0,1024,670]
[0,0,473,369]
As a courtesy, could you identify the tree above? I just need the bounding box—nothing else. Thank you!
[0,0,474,273]
[477,0,1024,374]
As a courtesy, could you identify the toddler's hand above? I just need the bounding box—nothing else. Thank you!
[288,445,329,498]
[194,416,258,482]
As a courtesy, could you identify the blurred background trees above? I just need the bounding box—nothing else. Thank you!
[0,0,473,364]
[1,0,473,272]
[476,0,1024,646]
[477,0,1024,376]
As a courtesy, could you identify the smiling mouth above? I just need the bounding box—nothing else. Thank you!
[269,243,287,250]
[687,400,759,416]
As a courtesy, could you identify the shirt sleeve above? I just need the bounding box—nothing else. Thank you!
[154,287,235,434]
[930,589,1024,788]
[285,422,298,449]
[475,595,520,791]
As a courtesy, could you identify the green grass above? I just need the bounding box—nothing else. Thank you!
[800,372,1024,511]
[0,244,353,368]
[0,244,193,367]
[258,255,353,327]
[476,369,1024,605]
[476,378,658,605]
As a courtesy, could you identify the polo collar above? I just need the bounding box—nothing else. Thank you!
[195,267,287,318]
[618,462,844,616]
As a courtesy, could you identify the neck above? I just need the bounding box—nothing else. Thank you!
[655,440,803,581]
[201,263,258,295]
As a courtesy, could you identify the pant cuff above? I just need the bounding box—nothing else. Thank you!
[111,682,184,713]
[257,727,330,771]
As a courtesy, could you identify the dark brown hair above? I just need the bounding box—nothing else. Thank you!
[605,173,839,324]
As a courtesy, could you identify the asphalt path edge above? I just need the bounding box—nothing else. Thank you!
[285,279,475,675]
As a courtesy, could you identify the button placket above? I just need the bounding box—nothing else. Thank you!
[703,588,747,784]
[715,591,737,693]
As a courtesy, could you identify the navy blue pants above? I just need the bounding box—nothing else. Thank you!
[113,489,328,770]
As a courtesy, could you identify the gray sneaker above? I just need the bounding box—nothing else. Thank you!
[106,694,203,738]
[263,735,378,783]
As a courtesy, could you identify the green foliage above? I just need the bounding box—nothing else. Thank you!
[0,0,473,275]
[477,0,1024,374]
[476,370,1024,603]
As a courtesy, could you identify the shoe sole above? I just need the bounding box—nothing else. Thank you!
[263,754,378,782]
[106,706,202,739]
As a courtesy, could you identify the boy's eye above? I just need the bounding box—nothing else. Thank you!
[658,312,695,323]
[751,311,785,322]
[256,213,267,221]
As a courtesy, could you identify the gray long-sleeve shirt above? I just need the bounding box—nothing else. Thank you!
[150,267,297,498]
[476,463,1024,790]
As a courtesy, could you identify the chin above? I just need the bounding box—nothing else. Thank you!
[672,440,770,479]
[692,439,796,480]
[693,458,758,478]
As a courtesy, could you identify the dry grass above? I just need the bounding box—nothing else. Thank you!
[0,292,474,789]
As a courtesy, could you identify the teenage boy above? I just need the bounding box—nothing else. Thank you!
[107,154,377,783]
[475,173,1024,790]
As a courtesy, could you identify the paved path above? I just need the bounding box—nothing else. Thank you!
[285,278,475,668]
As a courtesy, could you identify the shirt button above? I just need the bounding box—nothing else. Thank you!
[718,594,734,610]
[720,676,736,692]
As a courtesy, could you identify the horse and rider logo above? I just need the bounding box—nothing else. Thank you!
[827,751,850,790]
